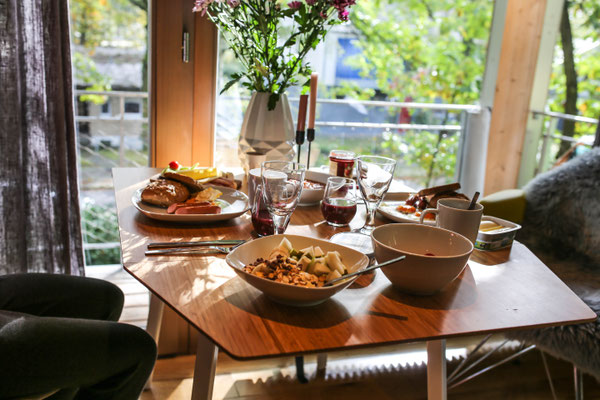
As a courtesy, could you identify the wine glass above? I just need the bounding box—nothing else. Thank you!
[355,155,396,234]
[261,161,306,235]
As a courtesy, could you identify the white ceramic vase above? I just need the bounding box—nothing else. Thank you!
[238,92,296,169]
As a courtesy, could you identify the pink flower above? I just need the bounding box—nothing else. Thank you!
[227,0,240,6]
[288,1,302,10]
[306,0,317,4]
[193,0,214,15]
[329,0,355,21]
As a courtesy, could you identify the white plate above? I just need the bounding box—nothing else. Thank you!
[377,192,436,226]
[132,185,249,223]
[298,170,331,206]
[226,234,370,306]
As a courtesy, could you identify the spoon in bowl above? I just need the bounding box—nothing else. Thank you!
[325,255,406,286]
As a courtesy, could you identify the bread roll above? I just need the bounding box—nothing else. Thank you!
[141,179,190,207]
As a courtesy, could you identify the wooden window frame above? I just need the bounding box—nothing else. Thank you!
[149,0,218,355]
[150,0,217,169]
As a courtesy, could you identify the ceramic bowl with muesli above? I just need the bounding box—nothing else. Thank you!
[226,234,369,306]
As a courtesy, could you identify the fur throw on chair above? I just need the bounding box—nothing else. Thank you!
[507,147,600,379]
[518,147,600,265]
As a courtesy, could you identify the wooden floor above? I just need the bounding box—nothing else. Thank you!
[140,348,600,400]
[86,265,600,400]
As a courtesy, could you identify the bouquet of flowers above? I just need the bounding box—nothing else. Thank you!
[193,0,356,109]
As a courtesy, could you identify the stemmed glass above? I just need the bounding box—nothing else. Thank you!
[329,155,396,255]
[261,161,306,235]
[355,155,397,234]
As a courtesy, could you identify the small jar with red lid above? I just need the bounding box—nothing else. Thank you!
[328,150,356,178]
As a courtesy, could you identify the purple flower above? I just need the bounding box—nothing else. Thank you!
[193,0,215,15]
[288,1,302,9]
[329,0,355,21]
[306,0,317,5]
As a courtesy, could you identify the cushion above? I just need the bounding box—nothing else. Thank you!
[479,189,526,224]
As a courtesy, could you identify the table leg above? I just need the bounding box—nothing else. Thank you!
[295,356,308,383]
[427,339,447,400]
[316,353,328,378]
[191,332,219,400]
[144,293,164,390]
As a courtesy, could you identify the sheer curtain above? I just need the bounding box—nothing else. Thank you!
[0,0,84,275]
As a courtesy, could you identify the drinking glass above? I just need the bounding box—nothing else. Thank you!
[261,161,306,235]
[356,155,396,234]
[251,184,292,236]
[321,177,357,226]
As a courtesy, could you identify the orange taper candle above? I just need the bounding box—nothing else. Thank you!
[308,73,318,129]
[296,94,308,132]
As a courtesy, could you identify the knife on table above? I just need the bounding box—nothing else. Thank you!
[147,239,245,249]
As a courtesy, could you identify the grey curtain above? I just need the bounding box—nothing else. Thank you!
[0,0,84,275]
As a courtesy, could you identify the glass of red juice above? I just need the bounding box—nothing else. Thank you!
[251,184,289,236]
[321,177,358,227]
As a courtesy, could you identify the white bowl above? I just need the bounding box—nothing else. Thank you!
[371,223,473,295]
[226,234,369,306]
[299,170,330,206]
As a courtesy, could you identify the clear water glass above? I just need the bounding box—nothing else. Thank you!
[261,161,306,235]
[356,155,396,234]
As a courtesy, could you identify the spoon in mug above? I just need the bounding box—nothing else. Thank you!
[325,255,406,286]
[468,191,480,210]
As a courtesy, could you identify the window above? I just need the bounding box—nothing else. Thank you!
[70,0,149,267]
[101,101,111,116]
[213,1,494,189]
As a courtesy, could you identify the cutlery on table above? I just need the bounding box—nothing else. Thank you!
[325,255,406,286]
[147,239,245,250]
[145,245,238,256]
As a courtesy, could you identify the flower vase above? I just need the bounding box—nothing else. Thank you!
[238,92,296,170]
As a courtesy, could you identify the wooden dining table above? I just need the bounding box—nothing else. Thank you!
[113,167,596,400]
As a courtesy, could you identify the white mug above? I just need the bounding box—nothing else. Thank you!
[419,198,484,244]
[245,151,267,172]
[248,167,286,205]
[247,167,262,205]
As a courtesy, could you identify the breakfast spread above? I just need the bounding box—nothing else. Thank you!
[243,238,349,287]
[161,162,237,189]
[475,216,522,251]
[379,182,470,222]
[303,179,325,190]
[479,220,508,233]
[139,162,238,214]
[141,179,190,207]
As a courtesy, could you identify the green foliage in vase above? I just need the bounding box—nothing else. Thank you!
[193,0,358,110]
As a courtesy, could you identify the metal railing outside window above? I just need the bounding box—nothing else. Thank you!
[531,109,598,175]
[74,90,149,266]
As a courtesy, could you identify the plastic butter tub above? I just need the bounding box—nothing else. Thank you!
[475,216,522,251]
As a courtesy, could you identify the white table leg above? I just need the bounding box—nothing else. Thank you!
[191,332,219,400]
[144,293,164,390]
[427,339,447,400]
[316,353,328,377]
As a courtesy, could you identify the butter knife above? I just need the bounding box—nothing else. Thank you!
[147,239,245,249]
[145,246,233,256]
